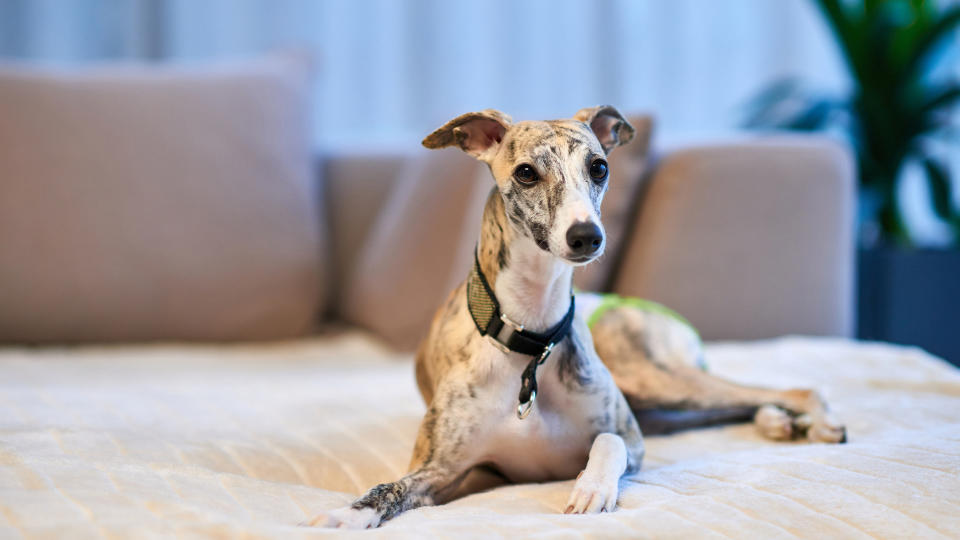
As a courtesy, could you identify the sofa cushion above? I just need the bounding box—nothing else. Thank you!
[330,150,489,350]
[612,136,855,340]
[0,55,325,343]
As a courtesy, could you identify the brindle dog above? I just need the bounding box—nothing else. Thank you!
[307,106,846,529]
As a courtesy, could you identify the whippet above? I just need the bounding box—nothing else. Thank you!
[307,106,846,529]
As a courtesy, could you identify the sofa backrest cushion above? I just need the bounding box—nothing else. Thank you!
[612,136,855,340]
[0,55,325,343]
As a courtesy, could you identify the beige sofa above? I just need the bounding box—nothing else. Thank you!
[1,58,958,539]
[0,57,853,348]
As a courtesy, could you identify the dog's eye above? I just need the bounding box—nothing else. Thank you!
[589,159,609,182]
[513,164,539,185]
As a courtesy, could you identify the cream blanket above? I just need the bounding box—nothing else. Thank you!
[1,333,958,539]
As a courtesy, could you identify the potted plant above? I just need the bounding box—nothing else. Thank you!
[744,0,960,364]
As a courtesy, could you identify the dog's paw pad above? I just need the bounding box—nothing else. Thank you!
[302,506,380,529]
[807,413,847,444]
[564,471,618,514]
[754,404,793,441]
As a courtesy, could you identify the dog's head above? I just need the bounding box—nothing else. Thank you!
[423,106,634,265]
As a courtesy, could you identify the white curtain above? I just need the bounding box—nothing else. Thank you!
[0,0,848,145]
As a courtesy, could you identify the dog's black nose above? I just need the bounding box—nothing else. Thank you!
[565,222,603,256]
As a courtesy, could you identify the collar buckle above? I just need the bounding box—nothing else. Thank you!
[489,313,524,354]
[499,313,524,333]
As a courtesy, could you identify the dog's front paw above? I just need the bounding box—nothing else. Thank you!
[564,470,619,514]
[302,506,380,529]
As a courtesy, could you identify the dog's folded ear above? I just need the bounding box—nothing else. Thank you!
[422,109,513,162]
[573,105,636,154]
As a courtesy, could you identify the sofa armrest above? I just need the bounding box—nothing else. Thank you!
[612,135,855,340]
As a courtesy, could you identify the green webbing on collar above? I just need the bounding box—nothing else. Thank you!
[586,293,700,341]
[467,262,497,335]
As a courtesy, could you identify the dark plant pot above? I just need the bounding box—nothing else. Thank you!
[858,248,960,366]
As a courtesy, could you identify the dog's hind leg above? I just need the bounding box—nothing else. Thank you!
[620,361,844,442]
[591,307,846,443]
[630,407,759,435]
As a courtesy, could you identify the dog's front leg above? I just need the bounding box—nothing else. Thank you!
[305,395,477,528]
[565,432,631,514]
[308,465,458,529]
[565,390,645,515]
[565,333,645,515]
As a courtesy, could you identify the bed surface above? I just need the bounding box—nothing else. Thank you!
[1,332,958,539]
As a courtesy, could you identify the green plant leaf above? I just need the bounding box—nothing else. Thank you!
[785,99,840,131]
[900,84,960,143]
[864,0,883,17]
[743,79,806,127]
[745,78,804,109]
[892,0,934,69]
[920,83,960,114]
[742,79,843,131]
[903,5,960,79]
[923,157,954,220]
[816,0,870,84]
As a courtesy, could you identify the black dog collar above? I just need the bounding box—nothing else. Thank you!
[466,248,575,419]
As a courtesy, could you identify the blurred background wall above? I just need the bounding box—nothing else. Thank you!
[0,0,848,145]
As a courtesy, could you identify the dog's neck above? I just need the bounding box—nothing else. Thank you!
[477,189,573,334]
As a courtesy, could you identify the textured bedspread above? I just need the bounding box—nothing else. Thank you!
[1,333,958,539]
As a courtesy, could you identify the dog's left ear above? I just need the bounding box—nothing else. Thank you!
[574,105,636,154]
[422,109,513,163]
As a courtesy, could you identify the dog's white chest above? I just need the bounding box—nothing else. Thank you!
[476,348,605,483]
[485,409,594,482]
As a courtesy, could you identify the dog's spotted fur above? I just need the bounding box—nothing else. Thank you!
[306,107,846,529]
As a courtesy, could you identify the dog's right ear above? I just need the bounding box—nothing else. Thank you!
[422,109,513,162]
[573,105,635,155]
